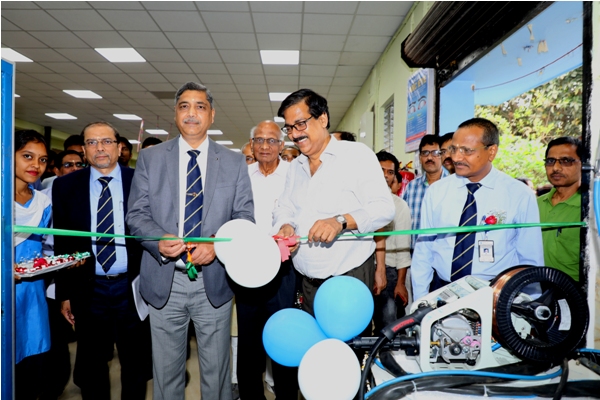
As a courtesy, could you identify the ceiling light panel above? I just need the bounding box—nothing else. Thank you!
[95,48,146,63]
[2,48,33,62]
[269,92,291,101]
[216,140,233,145]
[145,129,169,135]
[114,114,142,120]
[208,130,223,135]
[260,50,299,65]
[45,113,77,120]
[63,90,102,99]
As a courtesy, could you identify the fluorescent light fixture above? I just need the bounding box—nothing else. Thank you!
[269,92,291,102]
[45,113,77,120]
[63,90,102,99]
[2,48,33,62]
[95,48,146,63]
[114,114,142,120]
[284,142,294,146]
[260,50,299,65]
[129,139,141,144]
[216,140,233,145]
[207,130,223,135]
[274,116,284,123]
[231,149,241,152]
[15,94,20,98]
[145,129,169,135]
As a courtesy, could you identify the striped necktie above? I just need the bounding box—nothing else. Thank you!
[181,150,203,262]
[450,183,481,281]
[96,176,116,273]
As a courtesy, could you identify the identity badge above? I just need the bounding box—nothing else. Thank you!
[478,240,494,262]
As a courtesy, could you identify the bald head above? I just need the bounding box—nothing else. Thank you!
[250,120,284,166]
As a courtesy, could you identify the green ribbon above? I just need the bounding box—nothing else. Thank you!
[185,261,198,280]
[14,221,586,243]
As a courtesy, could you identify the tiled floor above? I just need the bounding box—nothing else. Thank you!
[58,339,276,400]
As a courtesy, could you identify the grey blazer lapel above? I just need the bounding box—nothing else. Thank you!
[203,139,220,231]
[165,138,179,218]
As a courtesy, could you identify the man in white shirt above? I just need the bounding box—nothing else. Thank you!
[273,89,395,316]
[236,120,298,400]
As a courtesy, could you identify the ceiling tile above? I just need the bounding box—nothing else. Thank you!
[96,74,136,83]
[28,73,72,83]
[262,65,299,76]
[74,31,130,48]
[302,85,330,94]
[332,76,367,86]
[232,74,266,85]
[329,86,361,95]
[356,2,413,16]
[202,12,254,33]
[164,32,215,49]
[339,51,381,66]
[1,18,22,31]
[110,83,147,91]
[64,73,105,83]
[46,10,113,30]
[56,48,105,62]
[178,49,222,63]
[216,99,245,108]
[77,63,123,74]
[202,83,238,93]
[137,48,184,62]
[150,62,192,73]
[266,84,299,92]
[211,33,258,50]
[198,74,234,84]
[148,11,206,32]
[349,15,401,36]
[142,2,196,11]
[121,31,172,48]
[301,51,341,65]
[18,48,69,62]
[219,49,260,64]
[252,13,302,34]
[130,73,168,83]
[141,83,177,91]
[304,2,358,14]
[256,33,300,50]
[29,31,89,48]
[250,2,303,13]
[1,10,65,30]
[216,92,242,100]
[240,92,270,101]
[344,36,389,53]
[225,63,264,75]
[114,63,158,73]
[187,63,229,74]
[163,73,199,83]
[2,2,40,9]
[335,65,372,77]
[301,34,346,51]
[195,2,250,12]
[98,10,159,31]
[235,84,268,94]
[303,14,354,35]
[1,31,47,48]
[11,63,54,74]
[265,75,297,85]
[299,76,333,86]
[300,65,336,77]
[40,2,92,10]
[42,62,89,73]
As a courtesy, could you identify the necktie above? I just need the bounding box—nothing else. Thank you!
[450,183,481,281]
[181,150,204,263]
[96,176,116,273]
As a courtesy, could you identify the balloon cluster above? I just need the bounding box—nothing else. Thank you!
[263,276,374,400]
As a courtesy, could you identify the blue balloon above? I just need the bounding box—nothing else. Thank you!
[263,308,327,367]
[314,276,374,341]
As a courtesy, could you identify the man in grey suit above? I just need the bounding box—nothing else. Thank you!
[127,82,254,400]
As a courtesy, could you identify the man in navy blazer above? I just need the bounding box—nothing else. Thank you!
[53,121,151,399]
[127,82,254,400]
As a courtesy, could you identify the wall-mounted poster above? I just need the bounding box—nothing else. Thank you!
[405,69,435,153]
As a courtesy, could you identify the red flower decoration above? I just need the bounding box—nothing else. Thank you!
[484,215,498,225]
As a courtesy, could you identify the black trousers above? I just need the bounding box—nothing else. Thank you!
[235,260,299,400]
[72,276,152,400]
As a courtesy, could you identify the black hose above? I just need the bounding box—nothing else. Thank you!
[359,336,387,400]
[552,358,569,400]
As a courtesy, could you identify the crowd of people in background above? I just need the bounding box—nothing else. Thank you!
[13,83,583,400]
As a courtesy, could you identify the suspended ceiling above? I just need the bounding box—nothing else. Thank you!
[1,1,413,150]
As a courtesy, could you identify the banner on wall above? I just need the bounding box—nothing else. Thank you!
[405,69,435,153]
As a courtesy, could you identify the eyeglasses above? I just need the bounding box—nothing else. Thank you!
[282,116,313,135]
[61,162,86,169]
[544,157,580,167]
[245,155,255,163]
[448,145,490,156]
[85,139,118,147]
[252,137,282,146]
[419,150,442,158]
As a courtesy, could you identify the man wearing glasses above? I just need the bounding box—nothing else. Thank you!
[53,121,151,399]
[236,120,298,400]
[537,137,583,281]
[411,118,543,300]
[402,135,449,250]
[273,89,395,316]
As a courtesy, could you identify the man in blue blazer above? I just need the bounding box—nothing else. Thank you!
[127,82,254,400]
[53,121,151,399]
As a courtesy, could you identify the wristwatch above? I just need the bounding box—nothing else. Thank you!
[335,214,347,230]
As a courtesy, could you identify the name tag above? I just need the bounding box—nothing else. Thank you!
[478,240,494,262]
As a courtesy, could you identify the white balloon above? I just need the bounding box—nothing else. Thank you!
[215,219,281,288]
[298,339,361,400]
